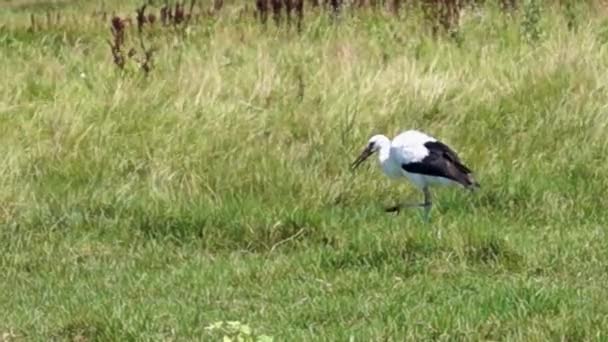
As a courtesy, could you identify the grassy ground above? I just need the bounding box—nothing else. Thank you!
[2,0,608,340]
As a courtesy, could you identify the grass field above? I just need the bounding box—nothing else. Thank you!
[2,0,608,340]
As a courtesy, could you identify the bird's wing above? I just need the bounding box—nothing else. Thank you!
[401,140,476,187]
[423,140,472,174]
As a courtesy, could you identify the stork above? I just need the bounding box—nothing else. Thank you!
[351,130,479,218]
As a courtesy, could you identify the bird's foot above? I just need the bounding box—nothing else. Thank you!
[385,203,427,214]
[384,205,401,213]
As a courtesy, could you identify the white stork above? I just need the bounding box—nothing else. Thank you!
[351,130,479,218]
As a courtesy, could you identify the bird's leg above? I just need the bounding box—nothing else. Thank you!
[423,186,431,206]
[422,186,432,221]
[384,187,433,214]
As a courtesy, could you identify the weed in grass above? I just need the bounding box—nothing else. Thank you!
[256,0,270,24]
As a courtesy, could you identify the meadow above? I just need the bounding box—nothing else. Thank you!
[1,0,608,340]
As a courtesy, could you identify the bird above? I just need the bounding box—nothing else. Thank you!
[351,129,479,219]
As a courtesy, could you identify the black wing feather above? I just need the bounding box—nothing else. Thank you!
[424,141,472,173]
[401,140,477,188]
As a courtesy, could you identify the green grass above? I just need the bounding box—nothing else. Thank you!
[2,0,608,340]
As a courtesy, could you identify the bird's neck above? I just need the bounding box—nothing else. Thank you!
[377,139,392,164]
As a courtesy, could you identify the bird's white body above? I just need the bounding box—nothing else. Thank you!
[373,130,456,189]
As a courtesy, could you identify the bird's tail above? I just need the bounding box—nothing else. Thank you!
[452,160,479,191]
[465,174,480,191]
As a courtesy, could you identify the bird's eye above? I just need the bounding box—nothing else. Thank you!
[368,142,375,150]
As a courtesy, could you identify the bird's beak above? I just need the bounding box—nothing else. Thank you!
[351,146,373,170]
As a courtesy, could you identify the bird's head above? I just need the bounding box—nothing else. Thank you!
[351,134,388,170]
